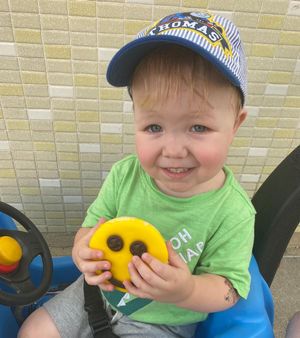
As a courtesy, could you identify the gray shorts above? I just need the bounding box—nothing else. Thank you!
[43,275,197,338]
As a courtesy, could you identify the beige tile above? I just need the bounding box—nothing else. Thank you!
[69,17,97,33]
[0,26,14,41]
[10,0,38,13]
[280,31,300,46]
[124,4,152,20]
[39,0,68,15]
[70,32,97,46]
[11,13,40,29]
[14,29,42,43]
[74,74,98,87]
[0,0,9,11]
[23,84,49,97]
[125,20,151,35]
[21,72,47,84]
[0,57,19,71]
[208,0,235,10]
[40,15,69,31]
[48,73,73,86]
[261,0,289,14]
[47,60,72,73]
[0,70,21,83]
[68,1,96,17]
[0,84,23,96]
[76,87,99,99]
[19,57,46,72]
[96,2,124,18]
[72,47,98,61]
[42,31,70,45]
[98,18,124,34]
[45,45,71,59]
[258,14,284,29]
[16,44,44,57]
[182,0,208,7]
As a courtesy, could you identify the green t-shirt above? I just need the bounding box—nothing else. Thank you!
[83,154,255,325]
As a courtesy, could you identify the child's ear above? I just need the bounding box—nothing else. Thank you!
[233,109,247,134]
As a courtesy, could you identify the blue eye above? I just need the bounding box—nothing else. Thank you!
[191,125,207,133]
[146,124,162,133]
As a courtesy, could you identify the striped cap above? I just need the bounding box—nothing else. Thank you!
[106,11,247,104]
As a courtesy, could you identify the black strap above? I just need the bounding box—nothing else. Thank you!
[83,280,119,338]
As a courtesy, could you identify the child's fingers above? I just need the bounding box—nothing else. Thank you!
[166,242,187,269]
[78,247,103,261]
[79,259,110,274]
[140,252,172,281]
[84,271,114,291]
[130,256,164,289]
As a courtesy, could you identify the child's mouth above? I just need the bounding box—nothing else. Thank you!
[162,167,192,178]
[167,168,189,173]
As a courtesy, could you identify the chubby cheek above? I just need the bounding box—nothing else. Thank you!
[135,135,156,170]
[195,141,230,170]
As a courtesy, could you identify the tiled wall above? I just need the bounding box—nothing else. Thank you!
[0,0,299,232]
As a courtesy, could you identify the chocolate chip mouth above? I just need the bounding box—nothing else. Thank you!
[109,277,125,289]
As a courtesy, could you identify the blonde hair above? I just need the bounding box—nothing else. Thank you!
[130,45,242,114]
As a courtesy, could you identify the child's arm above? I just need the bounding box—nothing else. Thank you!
[72,218,115,292]
[124,242,239,313]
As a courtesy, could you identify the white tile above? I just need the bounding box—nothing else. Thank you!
[27,109,52,120]
[63,196,82,203]
[102,171,109,179]
[98,48,118,61]
[39,178,61,187]
[79,143,101,153]
[240,174,260,183]
[295,60,300,72]
[10,203,23,211]
[265,84,288,96]
[0,141,9,151]
[248,147,268,157]
[0,42,16,56]
[246,106,259,116]
[123,101,133,113]
[49,85,74,98]
[288,1,300,16]
[101,123,122,134]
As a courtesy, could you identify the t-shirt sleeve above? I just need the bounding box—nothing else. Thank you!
[82,165,119,227]
[195,215,255,299]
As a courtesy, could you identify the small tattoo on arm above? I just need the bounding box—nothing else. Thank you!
[224,279,239,304]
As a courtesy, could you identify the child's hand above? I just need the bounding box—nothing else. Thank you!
[71,218,115,292]
[123,242,195,304]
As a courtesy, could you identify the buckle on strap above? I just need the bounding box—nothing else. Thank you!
[91,317,112,334]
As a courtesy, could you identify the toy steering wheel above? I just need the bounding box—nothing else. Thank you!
[0,201,53,306]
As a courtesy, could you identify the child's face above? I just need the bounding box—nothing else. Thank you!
[133,82,246,198]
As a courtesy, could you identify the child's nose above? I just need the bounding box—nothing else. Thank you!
[162,134,188,158]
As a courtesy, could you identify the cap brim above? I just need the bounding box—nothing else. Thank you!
[106,35,240,90]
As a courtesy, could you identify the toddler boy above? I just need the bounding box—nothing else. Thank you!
[19,11,255,338]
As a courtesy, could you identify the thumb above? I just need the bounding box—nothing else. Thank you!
[166,241,186,268]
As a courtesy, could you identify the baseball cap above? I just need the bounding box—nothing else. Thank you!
[106,11,247,105]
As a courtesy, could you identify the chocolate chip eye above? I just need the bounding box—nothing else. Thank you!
[107,235,124,252]
[130,241,147,257]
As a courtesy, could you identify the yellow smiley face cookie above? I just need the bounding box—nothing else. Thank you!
[89,217,168,292]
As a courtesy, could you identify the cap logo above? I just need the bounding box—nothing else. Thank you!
[147,12,233,58]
